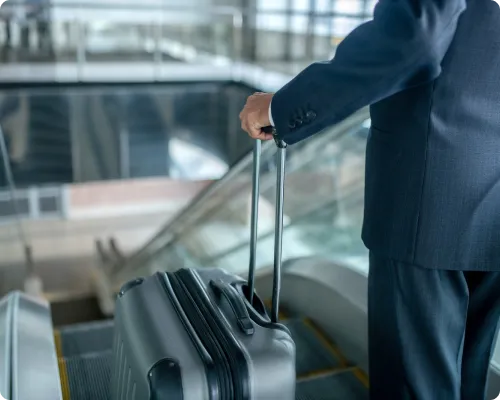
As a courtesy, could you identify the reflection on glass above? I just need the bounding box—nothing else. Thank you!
[169,138,228,180]
[120,109,371,281]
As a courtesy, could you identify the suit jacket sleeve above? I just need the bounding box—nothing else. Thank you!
[271,0,467,145]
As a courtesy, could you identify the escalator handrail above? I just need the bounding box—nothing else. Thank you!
[198,178,365,267]
[111,108,370,282]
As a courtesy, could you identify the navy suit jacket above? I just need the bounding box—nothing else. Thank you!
[272,0,500,271]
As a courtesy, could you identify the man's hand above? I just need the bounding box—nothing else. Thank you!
[239,92,274,141]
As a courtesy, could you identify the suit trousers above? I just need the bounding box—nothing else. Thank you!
[368,252,500,400]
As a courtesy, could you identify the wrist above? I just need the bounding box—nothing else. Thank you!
[267,94,275,126]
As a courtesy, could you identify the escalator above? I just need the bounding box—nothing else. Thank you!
[55,317,368,399]
[0,109,374,399]
[125,94,170,178]
[4,87,500,398]
[67,109,369,399]
[1,290,368,400]
[0,108,376,400]
[0,93,72,187]
[20,95,72,185]
[55,320,114,399]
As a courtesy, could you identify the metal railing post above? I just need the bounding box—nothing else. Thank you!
[154,21,162,81]
[76,19,86,81]
[231,10,243,61]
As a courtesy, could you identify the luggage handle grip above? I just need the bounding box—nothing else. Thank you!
[210,279,255,336]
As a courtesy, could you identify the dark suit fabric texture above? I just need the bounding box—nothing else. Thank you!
[269,0,500,398]
[272,0,500,271]
[369,252,500,400]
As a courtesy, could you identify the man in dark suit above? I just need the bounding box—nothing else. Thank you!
[239,0,500,398]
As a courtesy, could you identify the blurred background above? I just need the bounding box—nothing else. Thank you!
[0,0,374,309]
[3,2,498,400]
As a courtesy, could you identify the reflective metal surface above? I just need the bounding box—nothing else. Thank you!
[0,294,13,400]
[11,292,62,400]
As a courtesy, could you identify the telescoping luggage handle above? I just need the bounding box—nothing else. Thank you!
[247,127,287,323]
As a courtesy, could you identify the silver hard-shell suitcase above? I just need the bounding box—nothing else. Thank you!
[111,134,296,400]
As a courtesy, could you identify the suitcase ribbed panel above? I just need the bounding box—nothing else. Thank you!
[60,320,114,357]
[62,350,113,400]
[296,372,368,400]
[284,319,342,376]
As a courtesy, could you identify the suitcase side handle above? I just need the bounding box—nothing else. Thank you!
[247,127,287,324]
[210,279,255,336]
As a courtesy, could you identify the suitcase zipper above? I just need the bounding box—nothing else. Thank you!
[163,272,230,400]
[176,269,251,400]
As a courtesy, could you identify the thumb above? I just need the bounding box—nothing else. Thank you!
[251,124,274,140]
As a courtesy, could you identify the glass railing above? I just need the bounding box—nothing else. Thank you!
[0,1,374,73]
[112,108,371,284]
[0,83,247,187]
[0,2,240,67]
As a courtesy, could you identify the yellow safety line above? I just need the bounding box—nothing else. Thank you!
[353,367,370,389]
[264,299,288,321]
[262,306,370,389]
[302,318,370,388]
[302,318,350,368]
[54,330,71,400]
[54,330,62,357]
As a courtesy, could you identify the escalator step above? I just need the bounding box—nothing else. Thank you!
[54,316,366,400]
[283,319,343,376]
[60,351,112,400]
[58,320,114,357]
[296,370,368,400]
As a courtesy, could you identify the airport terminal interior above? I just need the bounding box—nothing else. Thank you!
[0,0,499,399]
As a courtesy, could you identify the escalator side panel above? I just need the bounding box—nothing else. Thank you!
[0,295,13,400]
[10,292,63,400]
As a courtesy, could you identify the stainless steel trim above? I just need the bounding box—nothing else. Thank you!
[0,294,13,400]
[11,292,63,400]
